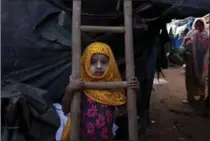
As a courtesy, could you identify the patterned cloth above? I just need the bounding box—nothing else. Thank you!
[54,103,118,140]
[80,95,115,140]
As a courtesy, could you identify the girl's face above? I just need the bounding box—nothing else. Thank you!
[90,53,109,76]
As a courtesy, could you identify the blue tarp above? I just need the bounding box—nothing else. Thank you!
[172,38,183,48]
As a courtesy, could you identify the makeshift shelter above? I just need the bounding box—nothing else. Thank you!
[1,0,210,140]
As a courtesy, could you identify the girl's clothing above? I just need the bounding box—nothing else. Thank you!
[53,103,68,140]
[61,42,126,140]
[80,95,115,140]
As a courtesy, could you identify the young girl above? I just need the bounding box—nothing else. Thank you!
[61,42,140,140]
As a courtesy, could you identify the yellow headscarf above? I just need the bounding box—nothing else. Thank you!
[61,42,126,141]
[81,42,126,105]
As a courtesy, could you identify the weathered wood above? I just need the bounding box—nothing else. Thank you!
[84,81,127,89]
[80,25,125,33]
[70,0,138,140]
[70,0,81,140]
[124,0,138,140]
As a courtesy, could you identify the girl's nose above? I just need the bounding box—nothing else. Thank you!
[97,61,102,68]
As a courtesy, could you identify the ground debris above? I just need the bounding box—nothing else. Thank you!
[173,120,193,140]
[177,137,186,141]
[168,108,208,117]
[168,108,195,117]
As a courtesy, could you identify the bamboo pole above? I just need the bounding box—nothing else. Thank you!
[80,25,125,33]
[124,0,138,140]
[84,81,127,89]
[69,0,81,140]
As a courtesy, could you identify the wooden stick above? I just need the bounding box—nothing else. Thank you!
[116,0,122,11]
[124,0,138,140]
[84,81,127,89]
[70,0,81,140]
[80,25,125,33]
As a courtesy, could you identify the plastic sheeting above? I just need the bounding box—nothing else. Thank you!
[2,0,71,102]
[157,0,210,17]
[1,0,162,103]
[158,0,210,10]
[1,80,60,140]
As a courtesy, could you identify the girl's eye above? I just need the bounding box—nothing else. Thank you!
[101,61,108,64]
[91,60,97,64]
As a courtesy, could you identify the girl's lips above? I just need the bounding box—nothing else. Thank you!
[94,72,104,76]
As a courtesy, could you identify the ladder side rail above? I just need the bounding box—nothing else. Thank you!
[70,0,82,140]
[124,0,139,140]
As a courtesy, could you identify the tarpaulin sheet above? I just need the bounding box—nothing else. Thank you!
[2,0,70,102]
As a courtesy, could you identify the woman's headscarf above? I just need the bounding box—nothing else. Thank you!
[192,18,207,32]
[81,42,126,106]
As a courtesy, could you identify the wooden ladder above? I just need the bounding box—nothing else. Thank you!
[70,0,138,140]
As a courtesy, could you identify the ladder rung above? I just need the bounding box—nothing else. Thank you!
[80,25,125,33]
[84,81,127,89]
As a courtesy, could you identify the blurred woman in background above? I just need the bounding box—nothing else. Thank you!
[183,18,209,103]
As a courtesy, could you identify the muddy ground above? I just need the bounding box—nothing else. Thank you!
[145,68,210,141]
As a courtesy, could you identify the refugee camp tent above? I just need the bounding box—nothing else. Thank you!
[1,0,210,140]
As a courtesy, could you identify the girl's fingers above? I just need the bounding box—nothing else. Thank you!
[80,83,84,87]
[128,85,139,88]
[129,82,138,85]
[128,82,139,86]
[128,78,139,89]
[80,81,84,87]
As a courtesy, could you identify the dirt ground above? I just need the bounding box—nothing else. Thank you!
[145,68,210,141]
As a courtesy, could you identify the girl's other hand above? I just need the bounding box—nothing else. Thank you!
[62,75,83,114]
[66,75,84,93]
[127,77,140,90]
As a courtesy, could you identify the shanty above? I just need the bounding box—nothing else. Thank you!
[1,0,210,141]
